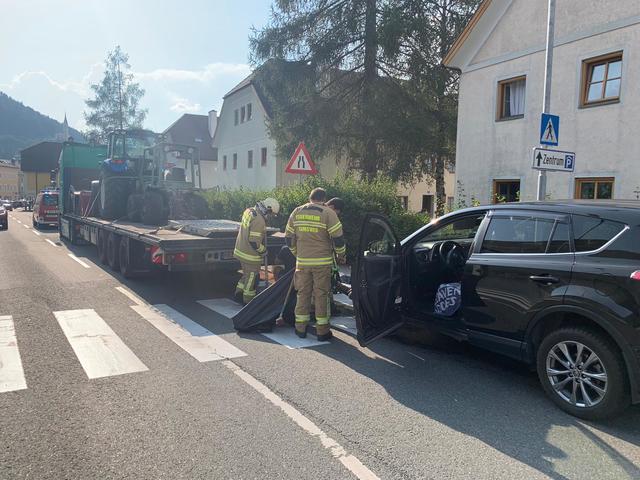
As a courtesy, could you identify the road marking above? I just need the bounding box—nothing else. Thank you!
[198,298,329,349]
[115,286,145,306]
[131,304,246,362]
[407,351,426,362]
[32,230,41,236]
[22,224,29,229]
[54,309,148,379]
[16,220,22,224]
[67,254,90,269]
[223,360,380,480]
[45,239,58,247]
[0,316,28,393]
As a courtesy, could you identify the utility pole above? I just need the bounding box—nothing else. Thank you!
[537,0,556,201]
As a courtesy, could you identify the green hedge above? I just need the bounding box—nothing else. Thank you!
[199,175,430,260]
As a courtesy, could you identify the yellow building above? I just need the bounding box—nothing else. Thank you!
[0,161,20,200]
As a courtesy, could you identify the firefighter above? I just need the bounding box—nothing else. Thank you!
[285,188,346,341]
[234,197,280,305]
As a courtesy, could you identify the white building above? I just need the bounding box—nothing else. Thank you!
[444,0,640,203]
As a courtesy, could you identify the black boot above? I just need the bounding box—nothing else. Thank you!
[295,325,308,338]
[317,330,333,342]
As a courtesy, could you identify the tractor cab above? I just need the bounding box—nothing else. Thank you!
[140,141,202,190]
[105,129,157,174]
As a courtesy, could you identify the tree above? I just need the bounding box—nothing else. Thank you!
[379,0,480,215]
[252,0,479,213]
[84,46,147,142]
[251,0,428,181]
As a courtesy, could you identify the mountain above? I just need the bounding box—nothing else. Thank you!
[0,91,84,159]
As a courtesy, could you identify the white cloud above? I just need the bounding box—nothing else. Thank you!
[135,62,250,83]
[169,97,201,113]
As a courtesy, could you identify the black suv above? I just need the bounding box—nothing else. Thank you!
[353,201,640,419]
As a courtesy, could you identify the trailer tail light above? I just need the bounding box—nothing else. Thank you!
[112,158,125,164]
[630,271,640,281]
[150,246,163,265]
[166,252,188,264]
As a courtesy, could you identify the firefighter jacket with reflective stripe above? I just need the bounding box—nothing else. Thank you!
[285,202,346,267]
[234,207,266,265]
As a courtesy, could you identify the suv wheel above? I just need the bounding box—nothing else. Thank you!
[537,327,629,420]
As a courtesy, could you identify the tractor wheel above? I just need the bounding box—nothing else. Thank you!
[142,191,168,226]
[99,173,129,220]
[126,194,144,222]
[184,192,210,219]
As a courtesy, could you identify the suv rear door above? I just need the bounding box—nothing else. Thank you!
[462,210,574,348]
[352,214,405,346]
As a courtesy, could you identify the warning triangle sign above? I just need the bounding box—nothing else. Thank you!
[542,118,558,144]
[285,142,317,175]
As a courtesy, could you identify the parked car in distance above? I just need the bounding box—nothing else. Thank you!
[353,201,640,420]
[11,200,23,209]
[2,200,12,211]
[0,205,7,230]
[32,190,59,228]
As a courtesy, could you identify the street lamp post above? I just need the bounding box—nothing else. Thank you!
[537,0,556,201]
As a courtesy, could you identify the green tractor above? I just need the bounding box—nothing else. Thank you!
[97,129,209,225]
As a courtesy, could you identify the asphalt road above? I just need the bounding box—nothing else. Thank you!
[1,209,639,480]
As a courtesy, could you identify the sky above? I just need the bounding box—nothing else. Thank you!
[0,0,273,132]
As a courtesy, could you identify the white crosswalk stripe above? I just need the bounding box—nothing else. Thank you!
[131,304,247,362]
[0,316,27,393]
[54,309,148,379]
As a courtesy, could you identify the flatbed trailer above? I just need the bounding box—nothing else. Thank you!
[60,214,284,277]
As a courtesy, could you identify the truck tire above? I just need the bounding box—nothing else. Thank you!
[107,232,121,271]
[118,237,136,278]
[97,228,108,265]
[142,191,168,225]
[89,180,100,217]
[537,326,630,420]
[100,174,128,220]
[126,194,144,222]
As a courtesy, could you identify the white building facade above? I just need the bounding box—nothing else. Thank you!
[445,0,640,203]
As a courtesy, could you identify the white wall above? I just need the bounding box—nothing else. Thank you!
[455,0,640,204]
[213,86,278,190]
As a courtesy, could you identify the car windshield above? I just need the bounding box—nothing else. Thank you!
[42,194,58,206]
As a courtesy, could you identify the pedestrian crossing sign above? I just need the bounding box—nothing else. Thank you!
[285,142,317,175]
[540,113,559,146]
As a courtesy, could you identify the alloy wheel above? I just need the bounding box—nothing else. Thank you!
[546,341,608,408]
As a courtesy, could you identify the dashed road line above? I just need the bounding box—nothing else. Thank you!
[67,254,90,269]
[32,230,41,236]
[0,315,28,393]
[54,309,148,379]
[223,360,380,480]
[116,286,145,306]
[45,239,58,247]
[407,351,426,362]
[22,224,29,229]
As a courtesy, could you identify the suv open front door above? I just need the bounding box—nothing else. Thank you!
[353,213,405,346]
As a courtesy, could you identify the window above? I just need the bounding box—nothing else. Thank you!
[241,106,246,123]
[247,103,252,121]
[572,215,624,252]
[223,155,227,170]
[575,177,614,200]
[421,214,486,243]
[399,196,408,210]
[481,215,569,254]
[234,110,239,125]
[497,76,526,120]
[232,153,237,170]
[421,195,434,215]
[581,52,622,107]
[261,147,267,167]
[493,180,520,203]
[447,197,454,211]
[247,150,253,169]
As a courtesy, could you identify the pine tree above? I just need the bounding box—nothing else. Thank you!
[84,46,147,142]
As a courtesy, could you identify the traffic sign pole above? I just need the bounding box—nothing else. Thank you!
[537,0,556,201]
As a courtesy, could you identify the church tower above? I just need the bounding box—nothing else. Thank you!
[62,114,70,141]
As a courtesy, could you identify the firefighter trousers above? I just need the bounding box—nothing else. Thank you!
[294,265,332,336]
[236,262,260,304]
